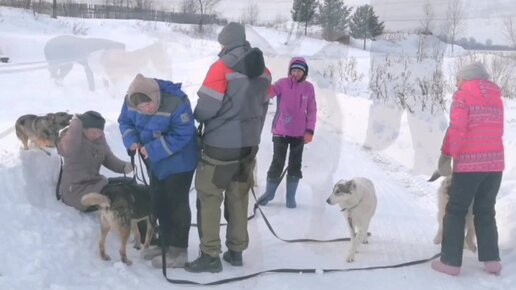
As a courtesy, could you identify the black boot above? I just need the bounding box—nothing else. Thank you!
[184,252,222,273]
[222,250,243,266]
[257,178,280,206]
[286,176,300,208]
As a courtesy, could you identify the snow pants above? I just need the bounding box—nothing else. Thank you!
[440,172,503,266]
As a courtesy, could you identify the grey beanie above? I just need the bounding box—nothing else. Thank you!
[457,62,490,81]
[217,22,246,47]
[79,111,105,130]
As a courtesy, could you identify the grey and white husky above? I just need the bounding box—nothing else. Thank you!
[326,177,377,262]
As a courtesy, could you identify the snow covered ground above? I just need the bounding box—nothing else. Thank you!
[1,7,516,290]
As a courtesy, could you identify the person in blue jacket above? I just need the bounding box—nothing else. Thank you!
[118,73,198,269]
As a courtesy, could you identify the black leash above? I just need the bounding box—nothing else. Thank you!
[55,156,63,201]
[161,251,440,286]
[159,176,440,285]
[129,149,149,187]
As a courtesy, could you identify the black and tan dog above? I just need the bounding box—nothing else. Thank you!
[15,112,72,150]
[81,181,153,265]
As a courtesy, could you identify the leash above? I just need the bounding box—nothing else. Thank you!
[159,183,439,285]
[128,149,149,186]
[55,156,63,200]
[160,250,440,286]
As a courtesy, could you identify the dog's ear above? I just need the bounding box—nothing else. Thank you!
[341,180,356,193]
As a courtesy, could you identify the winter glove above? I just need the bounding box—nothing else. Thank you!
[123,162,133,174]
[304,132,313,144]
[437,154,452,177]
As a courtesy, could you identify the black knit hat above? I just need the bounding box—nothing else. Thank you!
[79,111,105,130]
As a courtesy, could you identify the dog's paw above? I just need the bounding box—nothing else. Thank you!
[433,235,442,245]
[362,238,369,244]
[133,243,142,250]
[101,253,111,261]
[122,257,133,266]
[346,253,355,263]
[465,242,477,253]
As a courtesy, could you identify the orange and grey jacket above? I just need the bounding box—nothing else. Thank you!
[194,43,272,149]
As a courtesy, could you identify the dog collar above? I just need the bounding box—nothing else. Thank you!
[340,198,362,212]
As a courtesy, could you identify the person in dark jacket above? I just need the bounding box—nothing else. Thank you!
[57,111,132,212]
[118,73,199,269]
[184,22,272,273]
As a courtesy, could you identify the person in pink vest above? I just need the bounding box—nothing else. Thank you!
[257,57,317,208]
[432,62,504,276]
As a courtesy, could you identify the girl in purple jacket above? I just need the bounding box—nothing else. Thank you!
[257,57,317,208]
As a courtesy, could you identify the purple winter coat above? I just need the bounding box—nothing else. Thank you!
[271,57,317,137]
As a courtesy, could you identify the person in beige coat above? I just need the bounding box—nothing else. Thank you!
[57,111,132,211]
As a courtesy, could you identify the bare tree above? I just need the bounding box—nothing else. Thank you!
[135,0,154,9]
[445,0,465,53]
[181,0,198,14]
[503,17,516,49]
[198,0,220,32]
[23,0,31,9]
[420,0,433,35]
[241,2,259,25]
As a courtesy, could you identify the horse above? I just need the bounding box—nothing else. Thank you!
[98,41,172,89]
[44,35,125,91]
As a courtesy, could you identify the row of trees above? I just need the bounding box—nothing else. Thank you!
[291,0,384,49]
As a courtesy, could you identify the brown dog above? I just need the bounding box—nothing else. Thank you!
[15,112,72,150]
[81,181,153,265]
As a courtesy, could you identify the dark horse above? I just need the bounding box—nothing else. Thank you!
[44,35,125,91]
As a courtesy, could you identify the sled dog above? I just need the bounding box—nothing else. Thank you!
[429,172,476,252]
[81,182,153,265]
[326,177,377,262]
[15,112,72,150]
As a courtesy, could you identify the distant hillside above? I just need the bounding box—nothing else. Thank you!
[9,0,514,45]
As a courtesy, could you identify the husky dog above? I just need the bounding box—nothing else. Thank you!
[15,112,72,150]
[326,177,377,262]
[81,182,153,265]
[429,172,476,252]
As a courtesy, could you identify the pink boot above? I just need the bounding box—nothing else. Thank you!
[431,260,461,276]
[484,261,502,275]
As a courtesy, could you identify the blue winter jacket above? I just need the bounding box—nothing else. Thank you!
[118,79,199,180]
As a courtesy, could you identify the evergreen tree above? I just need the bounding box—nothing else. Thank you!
[318,0,352,40]
[350,4,384,50]
[291,0,318,36]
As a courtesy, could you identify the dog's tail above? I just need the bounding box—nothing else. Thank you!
[81,192,110,209]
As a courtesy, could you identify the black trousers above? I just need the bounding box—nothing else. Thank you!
[151,171,195,248]
[441,172,503,266]
[267,136,304,180]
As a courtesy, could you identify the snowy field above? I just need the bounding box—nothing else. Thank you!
[1,6,516,290]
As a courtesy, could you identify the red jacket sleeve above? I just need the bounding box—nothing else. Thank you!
[194,60,230,122]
